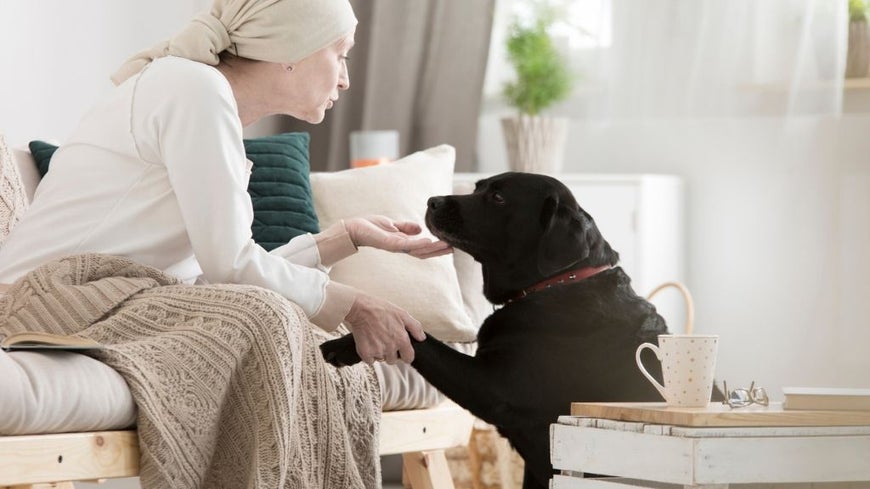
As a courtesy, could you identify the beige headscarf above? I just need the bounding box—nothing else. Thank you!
[111,0,357,85]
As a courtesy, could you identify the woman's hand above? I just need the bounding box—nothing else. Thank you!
[345,215,452,259]
[345,292,426,365]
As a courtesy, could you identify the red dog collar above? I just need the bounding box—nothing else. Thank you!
[508,265,611,303]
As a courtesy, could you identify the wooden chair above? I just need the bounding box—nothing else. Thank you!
[0,401,473,489]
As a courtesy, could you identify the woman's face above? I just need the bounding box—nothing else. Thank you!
[277,30,354,123]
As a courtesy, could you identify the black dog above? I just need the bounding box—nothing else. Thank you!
[322,172,679,489]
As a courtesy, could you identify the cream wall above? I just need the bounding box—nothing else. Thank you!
[0,0,212,147]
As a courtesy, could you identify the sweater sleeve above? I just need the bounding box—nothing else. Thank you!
[270,221,358,269]
[130,59,348,331]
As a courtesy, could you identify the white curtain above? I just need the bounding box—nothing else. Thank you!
[572,0,848,120]
[574,0,848,120]
[486,0,849,121]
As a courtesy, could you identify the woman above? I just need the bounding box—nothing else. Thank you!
[0,0,450,367]
[0,2,454,486]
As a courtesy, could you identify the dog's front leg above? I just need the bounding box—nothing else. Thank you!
[320,334,362,366]
[321,334,510,426]
[409,338,511,426]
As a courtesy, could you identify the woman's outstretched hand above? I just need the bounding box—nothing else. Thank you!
[345,292,426,365]
[345,215,452,259]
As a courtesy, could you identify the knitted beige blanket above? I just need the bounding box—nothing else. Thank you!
[0,254,380,489]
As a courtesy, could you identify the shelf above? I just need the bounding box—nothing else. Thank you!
[740,77,870,92]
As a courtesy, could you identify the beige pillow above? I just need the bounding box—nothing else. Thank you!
[0,135,29,243]
[310,145,477,342]
[451,180,492,327]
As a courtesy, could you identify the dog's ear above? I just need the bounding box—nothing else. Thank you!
[537,194,588,277]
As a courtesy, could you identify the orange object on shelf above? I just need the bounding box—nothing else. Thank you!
[350,157,390,168]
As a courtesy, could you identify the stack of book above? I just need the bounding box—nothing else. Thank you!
[782,387,870,411]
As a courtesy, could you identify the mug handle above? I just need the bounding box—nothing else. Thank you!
[635,343,667,400]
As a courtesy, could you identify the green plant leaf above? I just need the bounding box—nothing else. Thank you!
[850,0,868,22]
[502,18,573,116]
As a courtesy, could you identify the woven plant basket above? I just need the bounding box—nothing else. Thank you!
[847,19,870,78]
[501,115,567,174]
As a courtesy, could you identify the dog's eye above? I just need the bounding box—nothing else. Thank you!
[491,192,506,205]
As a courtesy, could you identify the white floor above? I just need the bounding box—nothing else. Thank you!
[381,453,404,485]
[81,478,406,488]
[81,480,406,488]
[86,455,406,488]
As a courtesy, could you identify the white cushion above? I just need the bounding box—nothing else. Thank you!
[0,349,137,435]
[11,147,41,203]
[0,136,30,242]
[310,145,477,342]
[451,180,491,327]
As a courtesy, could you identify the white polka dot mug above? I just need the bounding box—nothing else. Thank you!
[635,334,719,408]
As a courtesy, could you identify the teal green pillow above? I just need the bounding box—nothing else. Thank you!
[243,133,319,250]
[28,140,57,178]
[28,132,319,251]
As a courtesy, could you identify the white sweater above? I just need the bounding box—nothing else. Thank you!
[0,57,356,330]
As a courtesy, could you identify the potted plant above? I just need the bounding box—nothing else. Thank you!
[501,4,573,174]
[847,0,870,78]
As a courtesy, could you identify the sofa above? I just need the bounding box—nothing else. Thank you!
[0,143,489,488]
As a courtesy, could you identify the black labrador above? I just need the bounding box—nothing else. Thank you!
[322,172,688,489]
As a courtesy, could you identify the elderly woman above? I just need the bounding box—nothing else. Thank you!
[0,1,451,488]
[0,0,449,366]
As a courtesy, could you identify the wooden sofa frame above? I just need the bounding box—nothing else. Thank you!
[0,401,473,489]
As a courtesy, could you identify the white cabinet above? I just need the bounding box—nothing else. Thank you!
[454,173,688,333]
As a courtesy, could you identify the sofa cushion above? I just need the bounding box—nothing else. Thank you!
[0,349,136,435]
[11,148,41,202]
[27,133,319,250]
[450,180,492,328]
[309,145,478,342]
[0,135,29,243]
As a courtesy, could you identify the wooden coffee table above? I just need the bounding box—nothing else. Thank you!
[550,402,870,488]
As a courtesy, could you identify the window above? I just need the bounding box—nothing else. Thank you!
[482,0,612,101]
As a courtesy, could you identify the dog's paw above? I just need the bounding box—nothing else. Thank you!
[320,335,363,367]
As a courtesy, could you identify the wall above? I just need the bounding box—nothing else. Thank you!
[0,0,213,147]
[478,111,870,396]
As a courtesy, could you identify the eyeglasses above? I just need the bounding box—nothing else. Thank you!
[722,380,769,408]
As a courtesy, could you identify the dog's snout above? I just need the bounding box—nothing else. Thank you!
[428,196,447,211]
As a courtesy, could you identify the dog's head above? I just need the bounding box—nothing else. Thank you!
[426,172,619,304]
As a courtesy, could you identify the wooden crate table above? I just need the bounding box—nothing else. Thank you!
[549,402,870,489]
